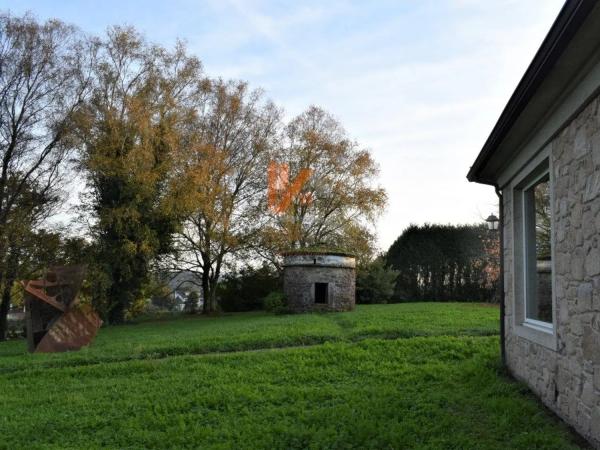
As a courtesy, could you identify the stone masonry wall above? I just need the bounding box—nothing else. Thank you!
[504,95,600,447]
[283,266,355,313]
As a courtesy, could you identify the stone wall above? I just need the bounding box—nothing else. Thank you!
[503,95,600,447]
[283,254,356,313]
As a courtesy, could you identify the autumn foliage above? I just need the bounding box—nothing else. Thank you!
[0,14,387,325]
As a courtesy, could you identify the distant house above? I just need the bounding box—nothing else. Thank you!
[468,0,600,446]
[155,270,203,312]
[170,291,188,311]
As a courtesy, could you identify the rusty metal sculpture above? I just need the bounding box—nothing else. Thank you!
[22,266,103,353]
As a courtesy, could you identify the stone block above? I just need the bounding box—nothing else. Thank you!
[578,405,592,435]
[582,378,595,408]
[583,210,596,239]
[594,281,600,310]
[572,203,584,225]
[592,131,600,167]
[559,302,570,325]
[583,326,600,364]
[571,318,584,337]
[555,251,571,276]
[575,127,591,158]
[572,248,586,280]
[577,283,593,312]
[584,172,600,203]
[592,406,600,441]
[585,247,600,277]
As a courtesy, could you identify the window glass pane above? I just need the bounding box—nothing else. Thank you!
[524,174,552,323]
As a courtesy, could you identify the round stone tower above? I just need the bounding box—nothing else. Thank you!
[282,251,356,313]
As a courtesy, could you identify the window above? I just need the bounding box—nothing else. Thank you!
[523,172,553,326]
[512,155,556,349]
[315,283,328,304]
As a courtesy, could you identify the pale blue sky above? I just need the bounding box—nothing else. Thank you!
[5,0,565,250]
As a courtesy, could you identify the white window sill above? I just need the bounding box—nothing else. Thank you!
[523,319,554,334]
[514,320,558,351]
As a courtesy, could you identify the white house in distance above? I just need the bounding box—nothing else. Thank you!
[468,0,600,447]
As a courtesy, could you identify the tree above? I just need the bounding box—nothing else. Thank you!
[170,80,281,314]
[0,224,89,340]
[386,224,499,302]
[481,230,501,302]
[78,27,203,323]
[149,282,177,311]
[0,13,91,338]
[184,290,199,314]
[217,263,281,312]
[260,106,386,266]
[534,178,552,260]
[0,178,61,339]
[356,256,398,304]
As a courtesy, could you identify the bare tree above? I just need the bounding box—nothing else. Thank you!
[534,178,552,260]
[0,13,92,339]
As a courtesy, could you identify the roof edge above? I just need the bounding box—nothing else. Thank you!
[467,0,597,184]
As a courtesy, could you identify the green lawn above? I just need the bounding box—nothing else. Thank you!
[0,303,587,449]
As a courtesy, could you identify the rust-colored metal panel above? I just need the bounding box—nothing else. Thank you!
[22,266,103,353]
[22,285,66,312]
[35,304,103,353]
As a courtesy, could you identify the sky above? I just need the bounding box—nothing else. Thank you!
[5,0,566,251]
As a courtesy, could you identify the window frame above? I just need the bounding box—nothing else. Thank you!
[521,171,554,331]
[511,152,558,350]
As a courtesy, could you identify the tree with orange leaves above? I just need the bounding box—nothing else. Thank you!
[169,80,281,314]
[258,106,387,267]
[78,27,203,323]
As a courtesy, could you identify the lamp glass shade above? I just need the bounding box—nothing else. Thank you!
[485,214,499,231]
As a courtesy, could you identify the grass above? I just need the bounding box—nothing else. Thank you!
[0,303,499,373]
[0,303,588,449]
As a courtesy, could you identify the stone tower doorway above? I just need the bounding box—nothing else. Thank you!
[315,282,328,304]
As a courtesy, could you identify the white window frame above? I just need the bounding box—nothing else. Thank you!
[521,172,554,332]
[511,150,557,351]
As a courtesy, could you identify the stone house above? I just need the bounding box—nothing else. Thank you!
[468,0,600,446]
[283,251,356,313]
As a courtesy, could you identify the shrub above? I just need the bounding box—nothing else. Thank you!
[218,264,281,312]
[151,283,179,312]
[356,257,398,304]
[6,319,25,339]
[263,291,287,314]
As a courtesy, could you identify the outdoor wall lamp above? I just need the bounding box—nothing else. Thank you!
[485,213,499,231]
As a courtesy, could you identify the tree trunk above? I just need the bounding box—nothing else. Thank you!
[108,304,125,325]
[209,287,217,313]
[0,282,9,341]
[0,277,14,341]
[0,250,18,341]
[200,250,221,315]
[0,240,6,340]
[201,268,210,314]
[204,282,218,314]
[107,278,129,325]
